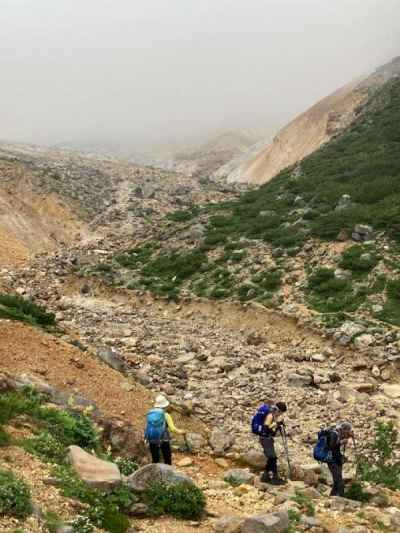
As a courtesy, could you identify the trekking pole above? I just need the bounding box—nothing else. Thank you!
[279,425,292,479]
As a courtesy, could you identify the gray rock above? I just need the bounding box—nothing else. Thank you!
[186,432,207,452]
[287,373,313,387]
[209,429,232,456]
[126,463,194,492]
[97,346,126,372]
[241,511,289,533]
[128,503,149,516]
[240,449,266,471]
[214,515,243,533]
[224,469,255,486]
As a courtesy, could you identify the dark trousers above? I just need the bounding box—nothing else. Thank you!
[260,436,278,477]
[149,441,172,465]
[328,462,344,496]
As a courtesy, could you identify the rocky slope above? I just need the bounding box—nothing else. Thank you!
[0,77,399,532]
[217,56,400,185]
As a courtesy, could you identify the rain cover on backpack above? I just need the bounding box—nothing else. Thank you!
[251,404,271,435]
[144,408,166,443]
[313,429,334,463]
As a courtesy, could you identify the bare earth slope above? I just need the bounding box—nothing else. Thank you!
[224,56,400,184]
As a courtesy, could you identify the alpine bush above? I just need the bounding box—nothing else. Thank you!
[0,293,55,328]
[0,469,32,518]
[143,481,206,519]
[356,422,400,490]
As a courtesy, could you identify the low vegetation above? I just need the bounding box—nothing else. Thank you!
[356,422,400,490]
[143,481,206,519]
[0,469,32,519]
[0,293,56,329]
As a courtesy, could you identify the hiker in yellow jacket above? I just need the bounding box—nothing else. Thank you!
[144,394,186,465]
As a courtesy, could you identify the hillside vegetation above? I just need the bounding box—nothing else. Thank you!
[92,77,400,338]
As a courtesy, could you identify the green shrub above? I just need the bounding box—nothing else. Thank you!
[113,457,138,476]
[291,489,315,516]
[167,206,200,222]
[144,481,206,519]
[69,515,94,533]
[356,422,400,490]
[53,466,132,532]
[43,511,64,533]
[375,278,400,326]
[115,242,156,268]
[0,427,11,447]
[0,469,32,518]
[252,270,282,291]
[345,481,372,503]
[307,267,365,313]
[22,432,66,463]
[339,245,379,274]
[0,293,56,328]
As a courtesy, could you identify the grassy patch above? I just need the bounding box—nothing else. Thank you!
[375,278,400,326]
[339,245,380,275]
[167,206,200,222]
[306,267,366,313]
[0,293,56,329]
[115,242,157,269]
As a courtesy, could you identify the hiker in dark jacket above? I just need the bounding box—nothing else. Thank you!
[326,421,353,496]
[260,402,287,485]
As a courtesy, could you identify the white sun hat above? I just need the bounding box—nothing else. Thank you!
[154,394,170,409]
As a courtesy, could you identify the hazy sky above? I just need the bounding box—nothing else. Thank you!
[1,0,400,147]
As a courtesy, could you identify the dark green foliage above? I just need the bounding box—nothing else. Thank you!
[22,432,65,463]
[143,481,206,519]
[0,293,56,328]
[113,457,138,476]
[307,268,365,313]
[252,269,282,291]
[291,489,315,516]
[345,481,372,503]
[115,242,156,268]
[0,469,32,518]
[356,422,400,490]
[201,78,400,248]
[43,511,63,533]
[0,427,11,447]
[167,206,200,222]
[375,278,400,326]
[53,466,132,532]
[339,245,379,274]
[142,250,207,283]
[94,263,113,273]
[0,389,98,464]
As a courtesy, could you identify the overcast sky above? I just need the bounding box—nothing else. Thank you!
[1,0,400,147]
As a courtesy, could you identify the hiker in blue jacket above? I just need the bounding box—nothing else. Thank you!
[144,394,186,465]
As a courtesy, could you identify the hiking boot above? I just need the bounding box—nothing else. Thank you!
[270,477,286,486]
[260,472,271,483]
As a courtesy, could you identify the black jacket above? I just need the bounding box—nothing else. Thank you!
[327,430,344,465]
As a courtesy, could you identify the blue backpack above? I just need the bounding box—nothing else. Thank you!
[251,404,271,435]
[313,429,334,463]
[144,408,166,443]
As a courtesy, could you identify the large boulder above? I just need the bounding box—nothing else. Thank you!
[68,446,121,491]
[240,449,266,471]
[209,429,232,456]
[185,432,207,452]
[126,463,194,492]
[241,511,289,533]
[100,418,147,462]
[214,515,243,533]
[381,384,400,399]
[97,346,127,372]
